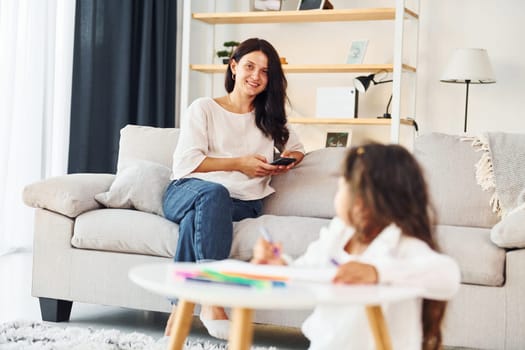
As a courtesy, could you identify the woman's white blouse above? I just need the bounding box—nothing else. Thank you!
[171,97,304,200]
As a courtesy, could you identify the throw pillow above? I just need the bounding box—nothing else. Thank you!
[94,160,172,216]
[490,189,525,248]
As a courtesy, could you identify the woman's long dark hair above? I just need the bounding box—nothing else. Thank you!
[225,38,289,150]
[343,143,446,350]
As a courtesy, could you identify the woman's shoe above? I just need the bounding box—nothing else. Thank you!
[199,315,231,340]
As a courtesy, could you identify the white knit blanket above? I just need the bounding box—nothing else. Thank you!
[472,132,525,217]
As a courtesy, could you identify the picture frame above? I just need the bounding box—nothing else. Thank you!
[252,0,282,11]
[290,124,352,153]
[346,40,369,64]
[325,132,350,148]
[297,0,326,10]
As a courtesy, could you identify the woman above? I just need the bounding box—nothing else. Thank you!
[163,38,305,339]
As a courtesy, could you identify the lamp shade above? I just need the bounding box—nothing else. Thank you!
[354,74,374,92]
[441,48,496,84]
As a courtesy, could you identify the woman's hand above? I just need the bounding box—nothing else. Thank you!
[251,238,287,265]
[332,261,378,285]
[235,151,304,177]
[270,150,305,175]
[238,154,275,177]
[280,150,304,165]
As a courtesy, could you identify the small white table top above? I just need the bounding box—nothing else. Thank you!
[129,262,422,310]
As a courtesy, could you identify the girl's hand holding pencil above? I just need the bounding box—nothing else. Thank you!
[251,227,288,265]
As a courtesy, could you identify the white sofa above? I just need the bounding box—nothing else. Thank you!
[414,133,525,350]
[23,126,525,349]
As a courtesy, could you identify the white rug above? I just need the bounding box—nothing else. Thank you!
[0,321,276,350]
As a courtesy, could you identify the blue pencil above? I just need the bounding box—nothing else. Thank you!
[185,275,286,289]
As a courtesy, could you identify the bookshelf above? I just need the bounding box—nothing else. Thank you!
[180,1,420,143]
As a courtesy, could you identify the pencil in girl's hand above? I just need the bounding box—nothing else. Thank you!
[259,226,273,242]
[330,258,341,267]
[259,226,280,257]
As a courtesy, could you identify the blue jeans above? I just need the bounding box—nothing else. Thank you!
[163,178,263,263]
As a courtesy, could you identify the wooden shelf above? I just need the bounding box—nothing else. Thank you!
[289,117,416,126]
[182,1,420,143]
[190,63,416,74]
[193,8,418,25]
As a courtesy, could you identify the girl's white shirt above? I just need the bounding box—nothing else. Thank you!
[292,217,461,350]
[171,97,305,200]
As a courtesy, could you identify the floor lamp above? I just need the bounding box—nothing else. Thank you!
[440,48,496,133]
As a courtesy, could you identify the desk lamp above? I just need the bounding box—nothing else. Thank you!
[353,73,393,118]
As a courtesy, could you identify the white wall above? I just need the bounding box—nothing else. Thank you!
[417,0,525,135]
[183,0,524,138]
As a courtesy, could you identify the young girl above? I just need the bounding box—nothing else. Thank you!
[252,143,460,350]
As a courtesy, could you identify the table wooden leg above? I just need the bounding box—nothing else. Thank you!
[365,305,392,350]
[168,300,195,350]
[229,308,254,350]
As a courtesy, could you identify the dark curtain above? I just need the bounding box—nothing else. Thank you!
[68,0,177,174]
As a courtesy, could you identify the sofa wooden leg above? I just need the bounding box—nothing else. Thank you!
[39,297,73,322]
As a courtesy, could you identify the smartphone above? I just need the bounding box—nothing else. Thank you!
[271,157,296,166]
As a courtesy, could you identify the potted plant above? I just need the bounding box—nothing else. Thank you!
[216,41,240,64]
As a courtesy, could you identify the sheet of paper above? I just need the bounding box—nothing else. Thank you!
[197,260,337,284]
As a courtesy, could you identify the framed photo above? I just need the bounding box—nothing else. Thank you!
[290,124,352,153]
[253,0,282,11]
[325,132,350,148]
[297,0,325,10]
[346,40,369,64]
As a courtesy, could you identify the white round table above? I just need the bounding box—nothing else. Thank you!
[129,262,421,350]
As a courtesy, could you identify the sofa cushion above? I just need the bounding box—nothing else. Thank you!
[263,147,347,219]
[117,125,180,171]
[231,214,330,261]
[435,225,505,286]
[95,159,171,216]
[72,209,330,262]
[72,209,178,258]
[414,133,499,228]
